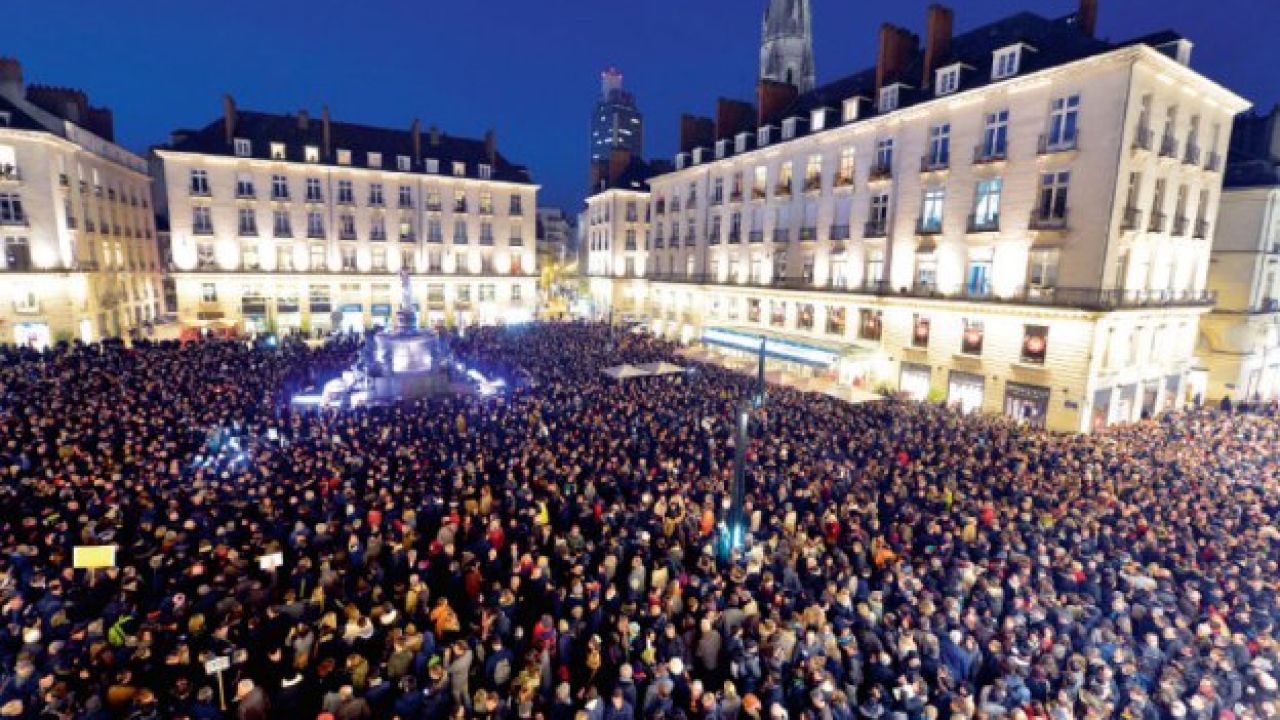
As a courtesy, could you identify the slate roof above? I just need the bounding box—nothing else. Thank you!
[166,109,534,185]
[0,95,55,133]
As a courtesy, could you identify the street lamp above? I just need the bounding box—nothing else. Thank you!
[723,337,766,559]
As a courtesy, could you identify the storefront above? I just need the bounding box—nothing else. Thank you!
[1004,382,1050,428]
[1141,380,1160,418]
[947,371,985,415]
[899,363,932,402]
[1091,388,1112,431]
[339,304,365,333]
[371,303,393,329]
[1114,384,1137,424]
[13,321,50,350]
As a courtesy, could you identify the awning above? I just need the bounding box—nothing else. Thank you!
[601,364,649,380]
[702,326,857,368]
[340,303,363,313]
[371,303,393,316]
[634,361,686,376]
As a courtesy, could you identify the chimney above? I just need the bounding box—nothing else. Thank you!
[411,118,422,161]
[0,58,22,98]
[429,125,441,147]
[876,23,919,92]
[484,129,496,165]
[297,110,309,132]
[1078,0,1098,37]
[921,5,954,89]
[716,98,757,140]
[756,80,798,127]
[222,94,237,146]
[678,115,715,154]
[321,105,331,159]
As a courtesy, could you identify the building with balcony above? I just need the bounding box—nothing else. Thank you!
[152,97,539,334]
[0,58,164,347]
[590,0,1249,432]
[584,149,666,318]
[1200,111,1280,403]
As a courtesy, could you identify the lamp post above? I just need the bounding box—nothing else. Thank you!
[724,337,767,558]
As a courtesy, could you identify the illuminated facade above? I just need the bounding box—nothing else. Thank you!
[590,3,1250,432]
[0,58,163,347]
[153,98,539,334]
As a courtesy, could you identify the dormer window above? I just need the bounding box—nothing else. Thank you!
[304,146,320,163]
[675,153,687,171]
[757,126,772,147]
[879,85,901,113]
[233,138,252,157]
[693,147,706,165]
[452,162,466,177]
[992,45,1026,80]
[336,149,352,166]
[425,158,439,174]
[782,118,799,140]
[735,133,749,154]
[270,142,286,160]
[843,97,863,123]
[0,112,10,128]
[810,108,829,132]
[935,65,962,96]
[396,155,411,172]
[715,140,727,159]
[478,163,492,180]
[367,152,382,168]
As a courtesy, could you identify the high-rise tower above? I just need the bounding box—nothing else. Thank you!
[589,67,644,188]
[760,0,816,92]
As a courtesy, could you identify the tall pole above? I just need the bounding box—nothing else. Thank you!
[724,337,767,559]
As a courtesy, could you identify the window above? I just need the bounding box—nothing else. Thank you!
[189,169,210,196]
[920,187,945,233]
[337,180,354,205]
[992,46,1022,79]
[480,222,494,245]
[826,306,847,335]
[192,206,213,234]
[0,193,25,224]
[842,97,861,123]
[859,309,883,342]
[752,167,768,199]
[875,138,894,172]
[878,85,900,113]
[776,162,793,196]
[242,243,260,270]
[425,218,443,244]
[232,173,255,199]
[837,148,855,186]
[305,178,323,202]
[478,164,492,180]
[912,314,930,349]
[869,193,890,233]
[915,254,937,288]
[368,152,382,168]
[1036,171,1071,224]
[339,214,357,240]
[399,220,415,242]
[371,246,386,271]
[982,110,1009,159]
[865,250,885,284]
[966,250,993,296]
[270,142,286,160]
[810,108,827,132]
[370,216,387,241]
[425,158,439,174]
[936,66,960,96]
[233,138,252,157]
[275,246,295,272]
[927,124,951,168]
[200,283,217,302]
[453,190,467,213]
[196,242,216,268]
[341,246,357,271]
[369,183,385,206]
[454,219,468,244]
[781,118,798,140]
[397,155,411,172]
[307,211,325,238]
[1046,95,1081,149]
[304,146,320,163]
[962,319,985,355]
[1027,249,1060,292]
[804,155,822,191]
[310,245,327,271]
[452,162,466,177]
[757,127,771,147]
[336,149,351,166]
[509,195,523,216]
[2,236,30,270]
[972,179,1002,230]
[770,300,786,327]
[238,208,258,236]
[271,174,289,200]
[512,285,523,301]
[479,191,494,215]
[1021,325,1048,365]
[399,186,414,209]
[273,209,292,238]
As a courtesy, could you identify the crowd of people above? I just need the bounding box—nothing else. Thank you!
[0,323,1275,720]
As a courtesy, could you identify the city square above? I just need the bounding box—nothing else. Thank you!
[1,0,1280,718]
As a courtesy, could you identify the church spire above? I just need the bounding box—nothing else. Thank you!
[760,0,816,93]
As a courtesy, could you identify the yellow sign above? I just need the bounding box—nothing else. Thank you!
[73,546,117,569]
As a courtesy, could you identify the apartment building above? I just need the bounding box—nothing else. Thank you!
[153,98,539,334]
[592,0,1249,432]
[0,58,163,347]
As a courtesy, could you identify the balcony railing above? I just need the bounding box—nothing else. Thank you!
[973,145,1007,164]
[916,217,943,235]
[192,225,214,236]
[774,184,791,198]
[1132,126,1154,151]
[0,164,20,181]
[751,188,767,201]
[1172,216,1189,236]
[830,224,851,240]
[799,226,817,241]
[1148,211,1168,233]
[804,177,822,192]
[833,174,854,188]
[869,163,893,181]
[1029,211,1069,231]
[728,231,741,244]
[1038,132,1079,154]
[730,190,744,202]
[749,230,764,243]
[1121,206,1143,231]
[1158,135,1179,158]
[1184,145,1202,166]
[967,213,1000,233]
[864,220,888,238]
[920,155,950,173]
[773,228,790,243]
[1194,219,1211,239]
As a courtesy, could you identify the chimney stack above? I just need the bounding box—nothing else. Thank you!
[222,94,237,146]
[0,58,23,99]
[922,5,954,89]
[484,129,496,165]
[678,114,715,154]
[321,105,331,159]
[411,118,422,161]
[716,98,757,141]
[757,80,799,127]
[1078,0,1098,37]
[876,23,919,92]
[297,110,309,132]
[429,125,441,147]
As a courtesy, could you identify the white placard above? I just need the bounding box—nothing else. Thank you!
[205,656,231,674]
[257,552,284,571]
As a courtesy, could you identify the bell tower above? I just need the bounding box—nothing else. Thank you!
[760,0,816,92]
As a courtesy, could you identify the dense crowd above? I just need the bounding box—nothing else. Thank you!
[0,323,1276,720]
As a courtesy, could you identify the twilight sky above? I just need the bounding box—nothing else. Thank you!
[7,0,1277,211]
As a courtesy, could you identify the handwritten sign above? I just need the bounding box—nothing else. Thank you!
[204,656,231,674]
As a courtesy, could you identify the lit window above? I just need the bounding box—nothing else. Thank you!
[810,108,827,131]
[304,146,320,163]
[270,143,286,160]
[452,162,466,177]
[367,152,382,168]
[842,97,861,123]
[336,149,352,165]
